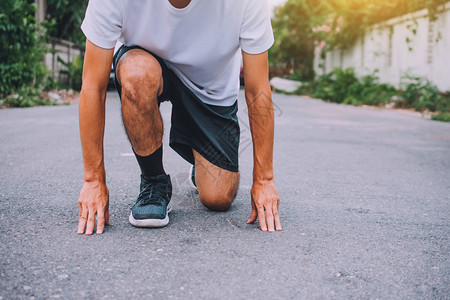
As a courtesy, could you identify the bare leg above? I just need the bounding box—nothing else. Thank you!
[116,49,164,155]
[193,150,239,211]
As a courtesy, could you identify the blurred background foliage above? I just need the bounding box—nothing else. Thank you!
[0,0,448,119]
[294,67,449,118]
[270,0,450,120]
[44,0,88,46]
[270,0,448,80]
[0,0,45,98]
[0,0,88,106]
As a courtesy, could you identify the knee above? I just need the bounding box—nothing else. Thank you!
[117,51,163,104]
[199,187,237,212]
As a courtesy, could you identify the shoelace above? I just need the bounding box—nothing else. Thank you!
[138,180,167,206]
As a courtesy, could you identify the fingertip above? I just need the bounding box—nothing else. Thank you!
[96,226,104,234]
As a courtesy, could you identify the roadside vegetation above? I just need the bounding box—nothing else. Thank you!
[291,68,450,121]
[270,0,450,121]
[0,0,46,106]
[1,0,448,120]
[0,0,87,108]
[270,0,448,80]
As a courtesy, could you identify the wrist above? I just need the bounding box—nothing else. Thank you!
[83,169,106,183]
[252,170,274,183]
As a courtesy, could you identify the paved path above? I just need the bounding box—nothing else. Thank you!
[1,91,449,299]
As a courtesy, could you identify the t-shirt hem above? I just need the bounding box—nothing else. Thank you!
[193,93,239,107]
[167,62,239,107]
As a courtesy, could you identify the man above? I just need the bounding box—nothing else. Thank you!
[77,0,282,235]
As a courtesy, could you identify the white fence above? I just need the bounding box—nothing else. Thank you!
[313,3,450,92]
[44,39,83,85]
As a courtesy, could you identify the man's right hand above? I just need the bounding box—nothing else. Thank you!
[77,181,109,235]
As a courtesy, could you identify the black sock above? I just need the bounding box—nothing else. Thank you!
[134,146,166,177]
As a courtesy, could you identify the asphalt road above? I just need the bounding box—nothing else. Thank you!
[1,90,449,299]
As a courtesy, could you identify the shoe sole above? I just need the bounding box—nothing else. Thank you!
[129,203,172,228]
[188,165,198,191]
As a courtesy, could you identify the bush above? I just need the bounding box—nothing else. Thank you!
[432,112,450,122]
[2,86,54,108]
[312,68,359,103]
[298,68,396,106]
[294,68,450,122]
[58,55,84,90]
[344,74,397,106]
[398,76,449,113]
[289,68,315,82]
[0,0,45,98]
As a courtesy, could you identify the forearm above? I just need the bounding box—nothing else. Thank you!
[242,51,281,231]
[245,85,274,182]
[79,88,107,183]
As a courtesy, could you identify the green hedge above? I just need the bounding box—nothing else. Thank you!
[297,68,397,106]
[0,0,46,99]
[296,68,450,122]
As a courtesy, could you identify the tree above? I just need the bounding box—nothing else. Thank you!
[270,0,449,80]
[44,0,88,46]
[270,0,329,80]
[324,0,449,49]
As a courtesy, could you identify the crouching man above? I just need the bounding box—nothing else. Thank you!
[77,0,282,235]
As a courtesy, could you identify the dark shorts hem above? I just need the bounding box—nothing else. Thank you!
[170,137,239,173]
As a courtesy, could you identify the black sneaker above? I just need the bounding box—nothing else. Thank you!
[188,164,197,190]
[129,174,172,228]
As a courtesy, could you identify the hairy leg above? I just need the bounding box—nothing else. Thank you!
[116,49,164,155]
[193,150,239,211]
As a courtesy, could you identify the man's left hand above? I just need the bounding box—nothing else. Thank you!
[247,179,282,232]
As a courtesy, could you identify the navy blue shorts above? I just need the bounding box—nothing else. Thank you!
[113,45,240,172]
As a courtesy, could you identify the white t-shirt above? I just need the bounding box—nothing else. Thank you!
[81,0,274,106]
